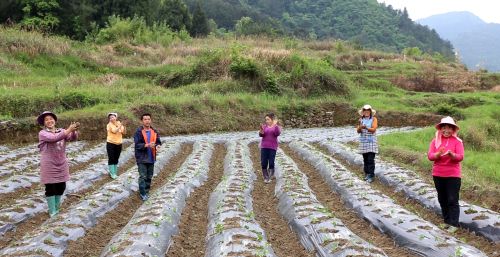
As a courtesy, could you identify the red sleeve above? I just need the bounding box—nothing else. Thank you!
[427,139,439,161]
[452,140,464,162]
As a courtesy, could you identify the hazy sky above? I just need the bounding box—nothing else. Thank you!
[377,0,500,23]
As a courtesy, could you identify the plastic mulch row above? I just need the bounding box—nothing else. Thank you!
[100,142,213,257]
[205,141,277,257]
[323,141,500,243]
[0,142,110,194]
[289,141,487,257]
[274,149,387,257]
[0,143,38,163]
[0,144,135,236]
[0,141,88,177]
[0,141,181,257]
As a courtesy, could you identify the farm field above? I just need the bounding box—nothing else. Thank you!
[0,127,497,257]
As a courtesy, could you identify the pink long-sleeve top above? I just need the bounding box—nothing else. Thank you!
[427,135,464,178]
[259,125,281,150]
[38,129,78,184]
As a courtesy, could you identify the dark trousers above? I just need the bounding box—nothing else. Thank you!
[138,163,154,196]
[362,152,376,177]
[261,148,277,170]
[107,142,122,165]
[433,176,461,226]
[45,182,66,197]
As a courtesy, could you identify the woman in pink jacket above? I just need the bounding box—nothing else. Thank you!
[259,113,281,184]
[427,116,464,227]
[37,111,79,218]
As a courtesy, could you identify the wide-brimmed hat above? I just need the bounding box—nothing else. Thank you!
[37,111,57,126]
[107,112,118,119]
[435,116,459,130]
[358,104,376,116]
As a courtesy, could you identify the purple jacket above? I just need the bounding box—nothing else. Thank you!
[259,125,281,150]
[38,129,78,184]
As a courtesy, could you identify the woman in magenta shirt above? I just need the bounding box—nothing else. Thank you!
[427,116,464,227]
[37,111,79,218]
[259,113,281,184]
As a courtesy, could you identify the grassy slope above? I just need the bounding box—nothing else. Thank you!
[0,28,498,205]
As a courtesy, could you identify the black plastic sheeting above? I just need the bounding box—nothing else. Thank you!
[275,149,387,257]
[289,141,487,257]
[323,141,500,243]
[0,144,134,236]
[100,142,213,257]
[0,141,181,257]
[205,141,277,257]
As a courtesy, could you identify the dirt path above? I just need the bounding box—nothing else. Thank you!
[313,143,498,256]
[249,143,315,257]
[167,144,226,256]
[281,144,417,257]
[64,144,193,257]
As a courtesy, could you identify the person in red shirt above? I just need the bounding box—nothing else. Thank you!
[427,116,464,227]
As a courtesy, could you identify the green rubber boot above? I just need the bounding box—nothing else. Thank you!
[111,165,118,179]
[108,165,114,178]
[54,195,62,214]
[46,196,57,217]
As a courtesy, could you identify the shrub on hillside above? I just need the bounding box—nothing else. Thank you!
[281,55,352,97]
[325,53,364,71]
[93,16,187,47]
[434,103,465,120]
[461,121,499,151]
[60,92,100,110]
[193,49,231,81]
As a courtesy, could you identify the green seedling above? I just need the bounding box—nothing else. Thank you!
[43,237,53,245]
[89,200,98,207]
[256,232,263,242]
[215,223,224,234]
[245,211,255,220]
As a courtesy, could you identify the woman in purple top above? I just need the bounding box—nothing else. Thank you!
[259,113,281,184]
[37,111,79,217]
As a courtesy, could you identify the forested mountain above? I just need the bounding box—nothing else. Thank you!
[1,0,453,57]
[418,12,500,71]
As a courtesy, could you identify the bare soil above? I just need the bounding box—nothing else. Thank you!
[312,144,498,256]
[63,143,193,257]
[249,143,316,257]
[167,144,226,256]
[281,144,417,257]
[0,148,136,249]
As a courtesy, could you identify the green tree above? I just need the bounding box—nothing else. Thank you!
[160,0,192,31]
[190,2,209,36]
[0,0,24,23]
[21,0,60,31]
